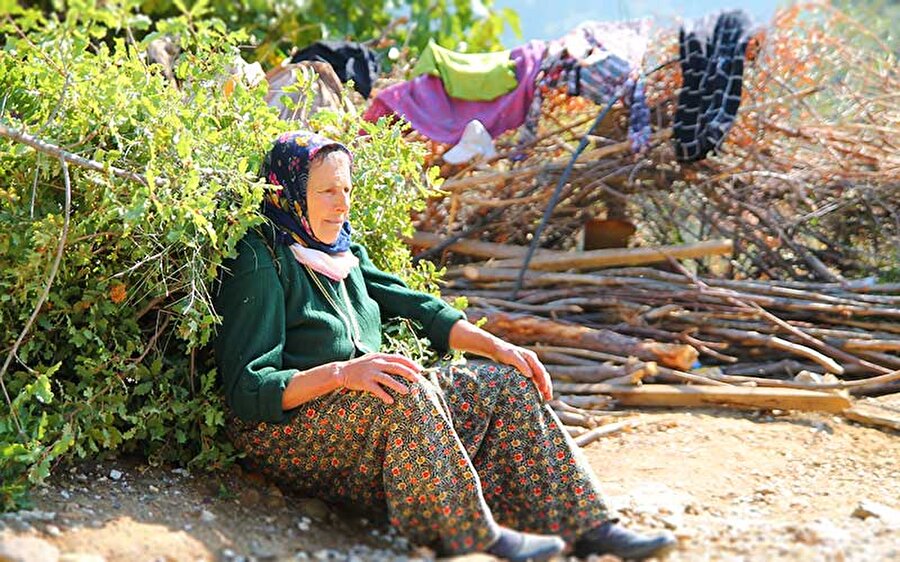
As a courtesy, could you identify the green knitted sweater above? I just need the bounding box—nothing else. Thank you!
[213,230,464,424]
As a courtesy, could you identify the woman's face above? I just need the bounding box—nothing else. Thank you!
[305,151,352,245]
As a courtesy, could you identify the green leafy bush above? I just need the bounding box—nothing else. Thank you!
[20,0,521,67]
[0,2,443,510]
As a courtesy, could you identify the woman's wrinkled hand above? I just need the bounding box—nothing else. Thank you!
[337,353,423,404]
[489,340,553,401]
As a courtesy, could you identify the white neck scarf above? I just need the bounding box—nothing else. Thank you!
[289,243,359,281]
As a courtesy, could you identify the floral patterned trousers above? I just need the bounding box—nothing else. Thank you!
[227,362,610,555]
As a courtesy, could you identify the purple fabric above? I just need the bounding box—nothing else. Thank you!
[364,40,547,144]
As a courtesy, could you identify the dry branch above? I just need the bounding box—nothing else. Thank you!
[470,309,699,370]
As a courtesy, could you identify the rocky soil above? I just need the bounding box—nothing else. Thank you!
[2,396,898,562]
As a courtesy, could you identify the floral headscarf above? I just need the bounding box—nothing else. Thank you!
[261,131,353,254]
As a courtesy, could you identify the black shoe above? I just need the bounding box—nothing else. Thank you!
[574,521,677,560]
[487,526,566,562]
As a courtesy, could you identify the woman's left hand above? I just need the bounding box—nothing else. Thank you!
[490,340,553,401]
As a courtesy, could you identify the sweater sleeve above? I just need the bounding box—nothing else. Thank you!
[214,232,296,423]
[352,244,465,353]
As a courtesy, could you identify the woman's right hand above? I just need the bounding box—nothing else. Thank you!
[337,353,423,404]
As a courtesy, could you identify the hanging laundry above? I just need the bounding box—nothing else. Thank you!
[521,20,653,154]
[412,39,518,101]
[290,41,380,98]
[442,120,497,164]
[673,10,753,162]
[364,40,546,145]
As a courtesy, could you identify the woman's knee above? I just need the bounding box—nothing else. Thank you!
[489,364,542,402]
[389,377,446,420]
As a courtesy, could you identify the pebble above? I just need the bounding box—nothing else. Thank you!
[199,509,216,524]
[238,488,261,507]
[297,497,331,521]
[45,524,62,537]
[264,487,286,510]
[314,549,348,561]
[109,469,123,481]
[15,509,56,521]
[249,540,277,560]
[148,485,160,493]
[5,519,35,533]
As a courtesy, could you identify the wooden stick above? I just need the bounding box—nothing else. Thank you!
[408,231,561,260]
[556,394,615,410]
[574,420,639,447]
[466,296,583,315]
[491,240,734,272]
[843,404,900,432]
[700,327,844,374]
[553,383,852,413]
[471,309,699,370]
[547,361,657,383]
[565,425,590,438]
[530,345,732,387]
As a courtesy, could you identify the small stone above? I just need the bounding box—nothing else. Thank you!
[45,524,62,537]
[148,485,159,493]
[199,509,216,524]
[684,503,701,515]
[658,514,681,530]
[108,469,122,481]
[264,486,286,509]
[249,541,277,560]
[0,535,60,562]
[6,519,35,533]
[297,498,331,521]
[238,488,261,507]
[17,509,56,521]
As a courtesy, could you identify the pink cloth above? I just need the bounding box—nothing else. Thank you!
[364,40,547,144]
[289,243,359,282]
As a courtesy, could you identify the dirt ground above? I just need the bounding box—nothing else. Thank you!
[2,396,898,562]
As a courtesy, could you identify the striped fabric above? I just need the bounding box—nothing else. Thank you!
[674,10,753,162]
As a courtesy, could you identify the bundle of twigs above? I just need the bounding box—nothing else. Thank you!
[412,3,898,283]
[439,245,900,399]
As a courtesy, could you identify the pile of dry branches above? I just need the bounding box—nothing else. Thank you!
[413,3,898,283]
[440,249,900,439]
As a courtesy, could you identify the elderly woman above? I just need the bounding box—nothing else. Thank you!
[214,131,676,561]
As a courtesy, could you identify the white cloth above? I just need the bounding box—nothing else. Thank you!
[443,119,497,164]
[289,243,359,281]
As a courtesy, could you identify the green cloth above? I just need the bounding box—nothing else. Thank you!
[412,39,518,101]
[214,230,465,424]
